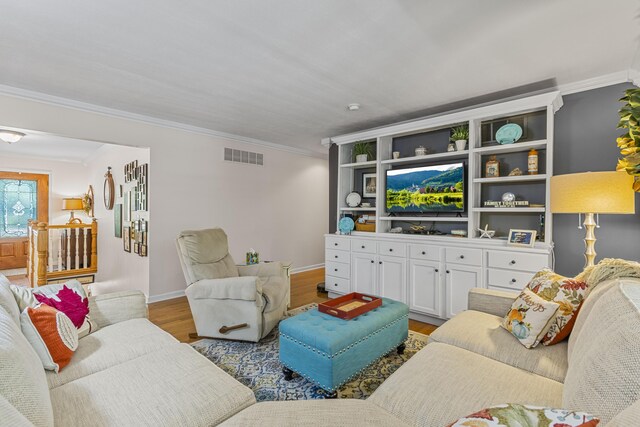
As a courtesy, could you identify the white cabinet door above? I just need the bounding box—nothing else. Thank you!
[378,255,406,303]
[409,259,441,317]
[351,253,377,295]
[445,264,482,318]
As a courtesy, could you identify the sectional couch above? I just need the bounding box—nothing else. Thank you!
[2,276,639,426]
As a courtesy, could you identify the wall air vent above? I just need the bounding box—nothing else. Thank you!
[224,148,264,166]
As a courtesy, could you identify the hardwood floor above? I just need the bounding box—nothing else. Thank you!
[148,268,438,343]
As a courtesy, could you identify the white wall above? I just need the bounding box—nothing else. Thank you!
[0,154,89,225]
[0,94,329,300]
[84,144,150,296]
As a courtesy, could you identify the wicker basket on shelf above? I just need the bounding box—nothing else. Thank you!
[355,221,376,232]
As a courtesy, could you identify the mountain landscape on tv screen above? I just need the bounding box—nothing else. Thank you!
[386,164,464,212]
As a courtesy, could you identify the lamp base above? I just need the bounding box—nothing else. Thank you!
[68,211,83,224]
[583,213,596,268]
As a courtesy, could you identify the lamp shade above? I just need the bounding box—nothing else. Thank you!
[550,171,635,214]
[62,198,84,211]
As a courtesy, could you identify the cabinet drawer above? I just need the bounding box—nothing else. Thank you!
[445,247,482,266]
[325,236,349,251]
[351,239,376,254]
[487,268,536,291]
[378,241,406,257]
[326,261,350,279]
[487,250,549,272]
[326,249,350,263]
[409,244,441,262]
[325,276,350,294]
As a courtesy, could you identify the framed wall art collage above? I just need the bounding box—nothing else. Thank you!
[120,160,149,257]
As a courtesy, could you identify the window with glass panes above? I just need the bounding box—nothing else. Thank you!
[0,179,37,238]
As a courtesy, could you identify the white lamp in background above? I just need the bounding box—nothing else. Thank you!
[0,130,25,144]
[551,171,635,267]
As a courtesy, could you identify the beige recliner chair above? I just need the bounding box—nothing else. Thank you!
[176,228,290,342]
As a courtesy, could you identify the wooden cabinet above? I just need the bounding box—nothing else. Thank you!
[445,264,482,318]
[409,259,441,317]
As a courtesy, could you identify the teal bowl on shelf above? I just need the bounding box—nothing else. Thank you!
[495,123,523,144]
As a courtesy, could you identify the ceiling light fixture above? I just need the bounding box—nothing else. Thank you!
[0,130,26,144]
[347,103,361,111]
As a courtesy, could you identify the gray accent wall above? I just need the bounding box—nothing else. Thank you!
[328,83,640,276]
[553,83,640,276]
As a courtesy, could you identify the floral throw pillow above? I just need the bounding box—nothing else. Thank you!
[527,269,589,346]
[502,288,559,348]
[447,403,599,427]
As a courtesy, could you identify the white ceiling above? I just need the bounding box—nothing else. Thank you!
[0,1,638,156]
[0,132,103,163]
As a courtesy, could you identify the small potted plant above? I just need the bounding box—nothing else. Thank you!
[450,125,469,151]
[353,141,374,163]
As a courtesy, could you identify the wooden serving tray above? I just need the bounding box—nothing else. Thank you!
[318,292,382,320]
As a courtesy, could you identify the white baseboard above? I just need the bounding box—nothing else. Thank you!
[147,289,186,303]
[290,263,324,274]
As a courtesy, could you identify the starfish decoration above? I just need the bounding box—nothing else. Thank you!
[478,224,495,239]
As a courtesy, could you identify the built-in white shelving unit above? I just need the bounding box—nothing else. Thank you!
[330,91,562,245]
[323,91,563,324]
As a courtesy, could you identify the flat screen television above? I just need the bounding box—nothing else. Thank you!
[385,162,465,213]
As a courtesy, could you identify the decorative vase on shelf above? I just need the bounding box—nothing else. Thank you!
[355,154,368,163]
[455,140,467,151]
[415,146,428,156]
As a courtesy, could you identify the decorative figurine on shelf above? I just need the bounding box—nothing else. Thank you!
[415,146,428,156]
[502,192,516,203]
[528,149,539,175]
[246,249,259,265]
[508,167,523,176]
[447,142,456,152]
[478,224,495,239]
[486,155,500,177]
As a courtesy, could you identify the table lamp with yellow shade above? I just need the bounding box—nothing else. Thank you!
[62,198,84,224]
[551,171,635,267]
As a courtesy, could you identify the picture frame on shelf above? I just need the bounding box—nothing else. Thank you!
[140,244,147,257]
[507,229,537,247]
[133,242,139,255]
[123,227,131,252]
[362,173,377,198]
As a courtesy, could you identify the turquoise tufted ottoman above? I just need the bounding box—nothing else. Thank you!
[279,298,409,396]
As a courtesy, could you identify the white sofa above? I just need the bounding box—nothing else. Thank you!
[3,276,639,426]
[0,281,256,427]
[224,278,640,426]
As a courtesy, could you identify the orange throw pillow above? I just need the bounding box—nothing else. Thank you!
[20,304,78,372]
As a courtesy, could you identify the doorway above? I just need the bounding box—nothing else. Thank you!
[0,171,49,270]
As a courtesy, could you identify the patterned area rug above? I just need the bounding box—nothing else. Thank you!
[191,303,428,401]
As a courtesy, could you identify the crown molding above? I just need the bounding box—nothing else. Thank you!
[556,69,639,95]
[0,84,327,159]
